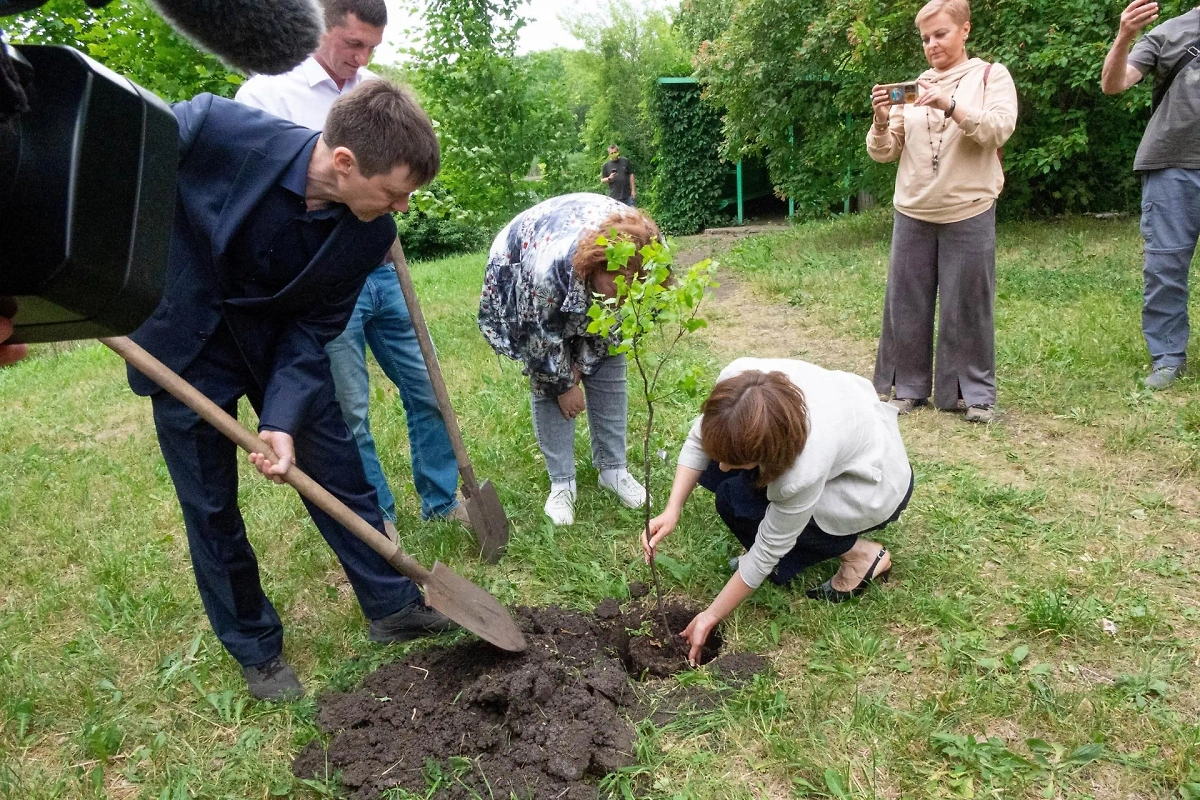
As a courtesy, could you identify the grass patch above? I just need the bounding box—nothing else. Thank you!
[1,217,1198,797]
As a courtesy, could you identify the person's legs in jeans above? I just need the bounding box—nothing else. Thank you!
[531,385,578,522]
[326,280,399,522]
[1142,169,1200,371]
[360,264,461,520]
[583,353,647,506]
[583,353,628,473]
[530,390,577,484]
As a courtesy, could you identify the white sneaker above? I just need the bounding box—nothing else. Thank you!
[544,486,576,526]
[598,470,647,509]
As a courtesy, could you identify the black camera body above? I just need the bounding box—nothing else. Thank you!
[0,42,177,343]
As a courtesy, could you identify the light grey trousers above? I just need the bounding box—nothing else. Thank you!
[873,206,997,410]
[1141,168,1200,369]
[530,353,628,482]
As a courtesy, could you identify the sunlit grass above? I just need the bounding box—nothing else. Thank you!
[1,214,1198,797]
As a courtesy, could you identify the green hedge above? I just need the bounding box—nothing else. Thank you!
[648,82,732,235]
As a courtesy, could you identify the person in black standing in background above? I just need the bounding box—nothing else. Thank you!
[601,144,636,206]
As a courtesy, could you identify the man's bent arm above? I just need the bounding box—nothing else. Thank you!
[1102,32,1147,93]
[1102,0,1159,94]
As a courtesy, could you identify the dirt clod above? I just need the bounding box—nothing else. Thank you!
[709,652,769,683]
[295,600,722,799]
[593,597,620,619]
[627,581,649,599]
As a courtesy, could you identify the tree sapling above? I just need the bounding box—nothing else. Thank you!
[586,234,717,650]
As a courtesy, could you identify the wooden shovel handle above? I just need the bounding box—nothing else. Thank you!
[101,335,434,585]
[387,240,480,493]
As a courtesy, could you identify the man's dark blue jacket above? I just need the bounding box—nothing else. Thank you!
[128,94,396,434]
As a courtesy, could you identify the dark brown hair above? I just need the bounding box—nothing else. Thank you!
[322,0,388,29]
[572,209,663,282]
[700,370,810,486]
[324,80,440,182]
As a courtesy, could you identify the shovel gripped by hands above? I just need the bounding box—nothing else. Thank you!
[101,335,526,654]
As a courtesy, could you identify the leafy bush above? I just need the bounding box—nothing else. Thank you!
[407,0,578,227]
[680,0,1191,217]
[566,1,693,208]
[396,183,491,262]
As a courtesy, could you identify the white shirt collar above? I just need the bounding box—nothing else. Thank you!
[300,55,372,92]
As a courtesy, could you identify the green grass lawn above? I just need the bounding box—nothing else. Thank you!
[1,211,1198,798]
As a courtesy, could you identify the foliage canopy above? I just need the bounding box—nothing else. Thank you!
[682,0,1191,217]
[406,0,577,228]
[10,0,241,101]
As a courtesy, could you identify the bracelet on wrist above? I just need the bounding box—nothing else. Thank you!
[944,98,957,118]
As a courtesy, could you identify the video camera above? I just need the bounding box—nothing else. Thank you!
[0,0,323,343]
[0,31,177,343]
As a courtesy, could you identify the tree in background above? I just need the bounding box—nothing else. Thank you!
[682,0,1185,217]
[406,0,577,228]
[565,1,691,212]
[10,0,241,101]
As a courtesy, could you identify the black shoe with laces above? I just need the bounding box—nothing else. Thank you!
[242,656,305,701]
[368,600,460,643]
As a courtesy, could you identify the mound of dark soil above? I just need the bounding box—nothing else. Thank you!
[293,599,749,799]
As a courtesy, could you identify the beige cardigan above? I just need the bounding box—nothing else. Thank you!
[678,358,911,589]
[867,58,1018,224]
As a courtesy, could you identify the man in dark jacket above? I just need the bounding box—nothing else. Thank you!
[128,80,452,700]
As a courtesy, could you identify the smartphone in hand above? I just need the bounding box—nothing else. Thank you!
[880,82,919,104]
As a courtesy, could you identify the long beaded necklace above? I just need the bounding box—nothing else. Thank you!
[925,76,964,176]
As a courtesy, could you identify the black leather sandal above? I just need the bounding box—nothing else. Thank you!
[806,547,890,603]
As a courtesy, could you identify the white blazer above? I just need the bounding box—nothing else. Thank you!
[678,358,911,588]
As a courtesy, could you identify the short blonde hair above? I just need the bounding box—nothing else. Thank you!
[915,0,970,27]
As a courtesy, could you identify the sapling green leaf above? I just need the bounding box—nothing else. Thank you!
[587,233,718,657]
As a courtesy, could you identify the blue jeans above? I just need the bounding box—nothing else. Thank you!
[529,354,628,482]
[325,264,460,521]
[1141,168,1200,369]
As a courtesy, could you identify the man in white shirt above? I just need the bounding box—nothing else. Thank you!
[237,0,469,535]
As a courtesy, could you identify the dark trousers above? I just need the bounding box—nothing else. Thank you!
[700,462,914,585]
[873,207,997,409]
[150,323,420,667]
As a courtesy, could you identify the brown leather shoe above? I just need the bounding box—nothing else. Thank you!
[445,503,473,530]
[888,397,927,415]
[965,405,995,424]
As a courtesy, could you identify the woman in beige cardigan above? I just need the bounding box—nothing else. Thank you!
[867,0,1017,423]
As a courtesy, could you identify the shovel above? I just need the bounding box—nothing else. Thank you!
[388,240,510,564]
[101,335,527,653]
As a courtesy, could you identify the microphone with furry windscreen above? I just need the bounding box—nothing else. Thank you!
[0,0,324,76]
[147,0,324,76]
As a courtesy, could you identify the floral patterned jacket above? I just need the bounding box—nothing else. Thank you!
[478,193,631,397]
